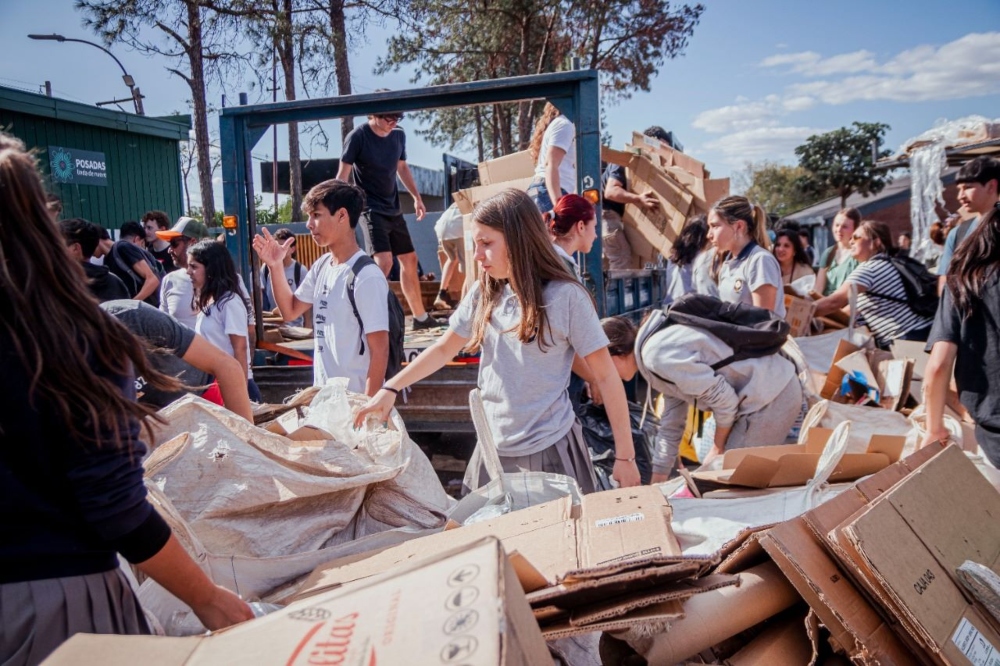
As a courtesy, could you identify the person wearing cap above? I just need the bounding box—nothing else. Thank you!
[336,108,446,332]
[143,210,176,274]
[157,216,210,329]
[937,157,1000,292]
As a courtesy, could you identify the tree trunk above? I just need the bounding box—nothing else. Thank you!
[278,0,303,221]
[186,1,215,224]
[329,0,354,142]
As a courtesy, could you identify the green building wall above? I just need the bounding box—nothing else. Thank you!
[0,86,191,230]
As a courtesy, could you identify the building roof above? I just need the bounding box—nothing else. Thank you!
[785,168,959,224]
[0,85,190,141]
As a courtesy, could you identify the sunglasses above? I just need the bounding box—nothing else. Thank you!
[169,238,188,248]
[851,233,866,241]
[377,114,404,123]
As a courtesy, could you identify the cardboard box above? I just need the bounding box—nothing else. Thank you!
[293,488,690,601]
[836,445,1000,665]
[44,537,550,666]
[784,293,816,338]
[453,177,534,215]
[478,151,535,186]
[821,340,915,411]
[631,131,707,179]
[689,427,906,490]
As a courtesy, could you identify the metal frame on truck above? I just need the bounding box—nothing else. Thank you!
[219,69,607,321]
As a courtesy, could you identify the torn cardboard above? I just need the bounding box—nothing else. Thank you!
[453,177,534,215]
[478,151,534,186]
[44,537,551,666]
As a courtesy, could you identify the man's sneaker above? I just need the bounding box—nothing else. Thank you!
[411,314,447,331]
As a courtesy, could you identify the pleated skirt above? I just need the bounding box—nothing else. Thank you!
[499,419,599,494]
[1,568,149,666]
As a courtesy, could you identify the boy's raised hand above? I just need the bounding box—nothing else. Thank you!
[253,227,293,267]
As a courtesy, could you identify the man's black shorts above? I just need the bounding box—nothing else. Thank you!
[362,211,415,256]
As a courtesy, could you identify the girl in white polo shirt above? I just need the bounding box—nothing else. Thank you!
[354,189,640,492]
[708,195,785,317]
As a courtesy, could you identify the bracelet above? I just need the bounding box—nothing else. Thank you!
[617,456,636,463]
[383,386,400,395]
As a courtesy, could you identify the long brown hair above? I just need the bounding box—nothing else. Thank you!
[856,219,895,257]
[947,204,1000,317]
[467,189,582,352]
[0,133,178,452]
[712,196,771,250]
[528,103,561,163]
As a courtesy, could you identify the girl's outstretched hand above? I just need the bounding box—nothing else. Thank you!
[613,459,642,488]
[353,389,397,429]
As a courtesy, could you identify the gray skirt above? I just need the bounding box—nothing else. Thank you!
[499,420,599,494]
[1,568,149,666]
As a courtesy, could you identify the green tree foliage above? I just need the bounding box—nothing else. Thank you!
[795,122,892,209]
[375,0,703,160]
[734,161,834,218]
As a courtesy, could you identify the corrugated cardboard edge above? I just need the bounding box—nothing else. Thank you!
[567,574,739,627]
[541,600,685,639]
[527,560,707,606]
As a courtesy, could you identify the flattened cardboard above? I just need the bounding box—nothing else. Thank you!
[540,599,685,639]
[838,445,1000,662]
[477,151,534,186]
[525,560,711,608]
[690,428,905,489]
[44,538,550,666]
[567,574,738,627]
[785,293,817,338]
[453,177,534,215]
[631,131,706,179]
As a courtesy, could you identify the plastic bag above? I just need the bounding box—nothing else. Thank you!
[576,401,656,487]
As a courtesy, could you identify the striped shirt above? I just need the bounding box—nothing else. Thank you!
[847,254,933,346]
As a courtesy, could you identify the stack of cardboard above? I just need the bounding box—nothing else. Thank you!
[452,150,536,291]
[285,487,739,640]
[602,132,730,268]
[822,338,915,411]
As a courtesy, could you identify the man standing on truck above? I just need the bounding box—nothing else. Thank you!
[253,180,390,397]
[336,109,445,331]
[602,126,665,269]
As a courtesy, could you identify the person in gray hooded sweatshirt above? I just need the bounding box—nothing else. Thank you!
[600,314,802,483]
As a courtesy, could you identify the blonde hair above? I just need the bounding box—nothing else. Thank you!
[467,189,583,353]
[712,195,771,250]
[528,103,562,163]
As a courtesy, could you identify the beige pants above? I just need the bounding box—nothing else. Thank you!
[602,210,634,270]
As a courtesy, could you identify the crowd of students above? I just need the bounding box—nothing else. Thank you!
[3,101,999,664]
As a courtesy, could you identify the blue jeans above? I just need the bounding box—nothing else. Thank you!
[526,177,567,214]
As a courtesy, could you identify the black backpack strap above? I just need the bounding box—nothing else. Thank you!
[294,262,303,286]
[862,255,911,305]
[346,254,376,355]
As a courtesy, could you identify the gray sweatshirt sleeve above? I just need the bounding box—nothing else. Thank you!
[653,395,688,475]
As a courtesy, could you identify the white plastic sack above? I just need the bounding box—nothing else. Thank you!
[139,383,454,632]
[799,399,911,453]
[789,274,816,297]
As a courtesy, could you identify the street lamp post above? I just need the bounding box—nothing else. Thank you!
[28,33,145,115]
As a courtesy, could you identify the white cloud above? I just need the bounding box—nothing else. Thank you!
[692,95,783,133]
[704,126,826,167]
[760,50,876,76]
[759,52,820,70]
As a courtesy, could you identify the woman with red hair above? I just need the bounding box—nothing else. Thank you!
[547,193,597,282]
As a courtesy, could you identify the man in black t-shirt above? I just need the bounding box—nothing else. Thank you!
[142,210,176,274]
[60,218,130,303]
[337,111,444,331]
[100,300,252,421]
[108,220,162,306]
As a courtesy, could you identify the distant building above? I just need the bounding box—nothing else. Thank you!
[0,85,191,227]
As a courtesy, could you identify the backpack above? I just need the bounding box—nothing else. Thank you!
[346,254,406,380]
[110,241,165,306]
[867,255,940,318]
[641,294,791,382]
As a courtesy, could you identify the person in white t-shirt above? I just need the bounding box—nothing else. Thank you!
[187,240,261,402]
[434,203,465,309]
[527,103,576,213]
[253,180,390,395]
[260,227,307,327]
[156,216,211,329]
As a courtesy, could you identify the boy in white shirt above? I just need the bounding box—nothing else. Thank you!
[253,180,389,395]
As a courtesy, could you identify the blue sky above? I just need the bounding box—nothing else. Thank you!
[2,0,998,206]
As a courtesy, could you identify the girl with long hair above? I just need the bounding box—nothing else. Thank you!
[772,229,815,285]
[922,203,1000,464]
[187,240,261,402]
[814,220,934,349]
[527,102,576,213]
[548,193,597,281]
[0,133,251,664]
[666,216,710,305]
[814,208,861,296]
[708,196,784,315]
[354,189,641,491]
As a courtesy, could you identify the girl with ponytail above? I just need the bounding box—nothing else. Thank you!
[707,196,784,316]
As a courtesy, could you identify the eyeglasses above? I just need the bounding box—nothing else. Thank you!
[851,233,866,241]
[377,114,404,124]
[169,238,187,248]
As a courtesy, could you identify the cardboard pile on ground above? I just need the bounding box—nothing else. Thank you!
[602,132,729,268]
[288,486,736,639]
[821,339,915,411]
[43,537,551,666]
